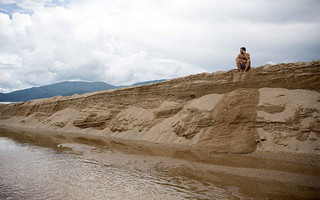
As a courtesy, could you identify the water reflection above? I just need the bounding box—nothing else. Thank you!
[0,137,224,200]
[1,136,319,200]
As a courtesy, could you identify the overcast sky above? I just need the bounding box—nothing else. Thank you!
[0,0,319,93]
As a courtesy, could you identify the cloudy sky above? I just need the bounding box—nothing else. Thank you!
[0,0,319,93]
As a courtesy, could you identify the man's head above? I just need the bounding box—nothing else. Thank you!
[240,47,246,54]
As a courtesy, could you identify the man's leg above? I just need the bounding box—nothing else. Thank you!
[244,61,251,73]
[236,60,242,72]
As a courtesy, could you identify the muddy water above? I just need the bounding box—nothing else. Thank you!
[0,137,234,200]
[0,136,319,200]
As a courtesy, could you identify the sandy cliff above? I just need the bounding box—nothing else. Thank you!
[0,61,319,155]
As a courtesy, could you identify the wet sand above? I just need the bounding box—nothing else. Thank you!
[1,126,319,199]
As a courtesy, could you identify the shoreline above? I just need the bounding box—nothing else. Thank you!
[1,124,320,199]
[1,124,319,168]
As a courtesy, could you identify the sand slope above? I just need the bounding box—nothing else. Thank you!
[0,60,319,155]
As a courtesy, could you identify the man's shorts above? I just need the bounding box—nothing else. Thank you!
[241,63,250,70]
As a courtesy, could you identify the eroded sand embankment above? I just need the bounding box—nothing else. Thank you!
[0,60,319,157]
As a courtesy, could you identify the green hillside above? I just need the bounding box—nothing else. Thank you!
[0,79,166,102]
[0,81,116,102]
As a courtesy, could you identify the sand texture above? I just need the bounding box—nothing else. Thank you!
[0,60,320,155]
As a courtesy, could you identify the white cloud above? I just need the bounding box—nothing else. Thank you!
[0,0,319,92]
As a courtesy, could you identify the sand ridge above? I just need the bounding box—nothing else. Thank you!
[0,60,319,156]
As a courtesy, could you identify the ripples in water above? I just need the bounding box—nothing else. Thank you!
[0,137,234,200]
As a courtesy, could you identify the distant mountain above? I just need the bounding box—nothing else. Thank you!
[120,79,166,88]
[125,79,166,87]
[0,81,117,102]
[0,79,167,102]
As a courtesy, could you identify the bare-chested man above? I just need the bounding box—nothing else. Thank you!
[236,47,251,73]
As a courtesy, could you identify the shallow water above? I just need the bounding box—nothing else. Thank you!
[0,137,238,200]
[0,136,319,200]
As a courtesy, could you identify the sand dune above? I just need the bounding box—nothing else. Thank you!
[0,60,319,156]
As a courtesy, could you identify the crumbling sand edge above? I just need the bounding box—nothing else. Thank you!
[1,124,319,167]
[1,87,319,156]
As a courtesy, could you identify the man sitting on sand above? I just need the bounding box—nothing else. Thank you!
[236,47,251,73]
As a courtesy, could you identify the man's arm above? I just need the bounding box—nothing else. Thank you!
[244,53,251,72]
[245,53,250,61]
[245,53,251,64]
